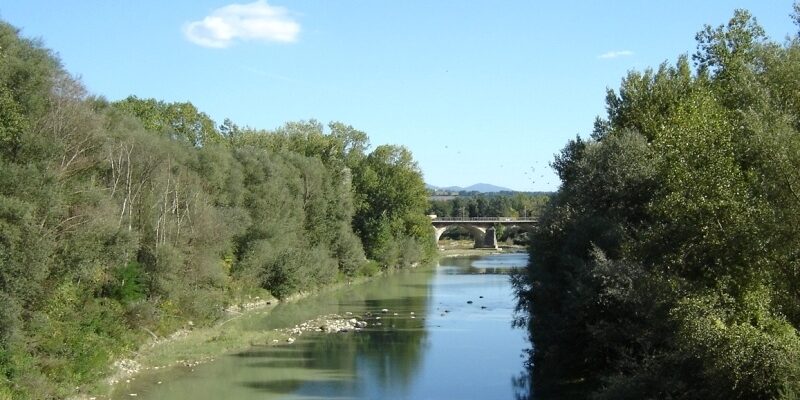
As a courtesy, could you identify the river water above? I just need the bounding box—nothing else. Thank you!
[114,253,530,399]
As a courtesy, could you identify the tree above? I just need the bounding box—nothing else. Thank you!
[520,6,800,399]
[113,96,222,147]
[352,145,433,267]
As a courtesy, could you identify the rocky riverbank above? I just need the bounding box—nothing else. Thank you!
[86,309,414,399]
[438,245,526,258]
[76,253,505,399]
[71,270,412,400]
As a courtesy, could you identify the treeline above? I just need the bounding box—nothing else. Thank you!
[0,22,433,399]
[427,193,549,218]
[517,7,800,400]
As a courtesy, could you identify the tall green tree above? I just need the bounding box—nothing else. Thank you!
[113,96,222,147]
[352,145,434,267]
[519,6,800,399]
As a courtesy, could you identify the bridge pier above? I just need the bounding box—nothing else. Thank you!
[476,226,498,249]
[434,226,448,242]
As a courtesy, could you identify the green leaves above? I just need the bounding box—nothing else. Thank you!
[647,88,762,283]
[673,289,800,399]
[694,9,766,80]
[523,5,800,399]
[352,145,433,267]
[0,17,431,398]
[113,96,222,147]
[0,85,25,159]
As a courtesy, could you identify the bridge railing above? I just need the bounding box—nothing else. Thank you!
[431,217,538,222]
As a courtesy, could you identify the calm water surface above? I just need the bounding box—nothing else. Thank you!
[115,253,530,399]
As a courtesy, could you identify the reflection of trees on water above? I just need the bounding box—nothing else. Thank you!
[511,267,535,400]
[302,295,430,396]
[512,264,587,400]
[235,268,433,397]
[464,266,517,275]
[512,369,532,400]
[440,254,527,276]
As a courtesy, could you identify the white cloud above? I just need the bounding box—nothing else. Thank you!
[184,1,300,48]
[598,50,634,59]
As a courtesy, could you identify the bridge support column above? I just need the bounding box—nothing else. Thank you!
[474,226,498,249]
[434,226,448,243]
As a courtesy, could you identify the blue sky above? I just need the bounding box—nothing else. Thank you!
[2,1,797,191]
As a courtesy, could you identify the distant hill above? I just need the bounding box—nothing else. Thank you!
[427,183,514,193]
[464,183,513,193]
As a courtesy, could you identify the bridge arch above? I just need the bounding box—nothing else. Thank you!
[434,224,486,242]
[433,224,488,244]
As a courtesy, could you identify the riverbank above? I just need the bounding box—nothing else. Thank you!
[438,239,527,258]
[71,271,392,400]
[75,247,520,399]
[105,251,530,399]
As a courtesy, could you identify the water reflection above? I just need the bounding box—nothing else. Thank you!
[115,253,530,400]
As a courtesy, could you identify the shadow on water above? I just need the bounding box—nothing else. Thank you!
[240,379,307,394]
[246,359,311,368]
[230,348,307,358]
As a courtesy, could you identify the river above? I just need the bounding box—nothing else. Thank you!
[113,253,530,399]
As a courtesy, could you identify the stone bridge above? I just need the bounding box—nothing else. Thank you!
[430,216,538,249]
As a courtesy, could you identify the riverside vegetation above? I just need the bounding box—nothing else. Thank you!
[0,21,435,399]
[515,6,800,399]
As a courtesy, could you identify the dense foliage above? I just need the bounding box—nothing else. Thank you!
[517,7,800,399]
[0,22,433,399]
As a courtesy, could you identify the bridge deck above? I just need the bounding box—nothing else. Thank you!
[431,217,537,223]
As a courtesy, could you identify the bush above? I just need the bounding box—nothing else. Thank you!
[673,290,800,399]
[357,260,381,277]
[397,237,422,268]
[28,283,133,396]
[334,229,366,276]
[108,261,145,304]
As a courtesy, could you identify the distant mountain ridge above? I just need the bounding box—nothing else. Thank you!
[427,183,514,193]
